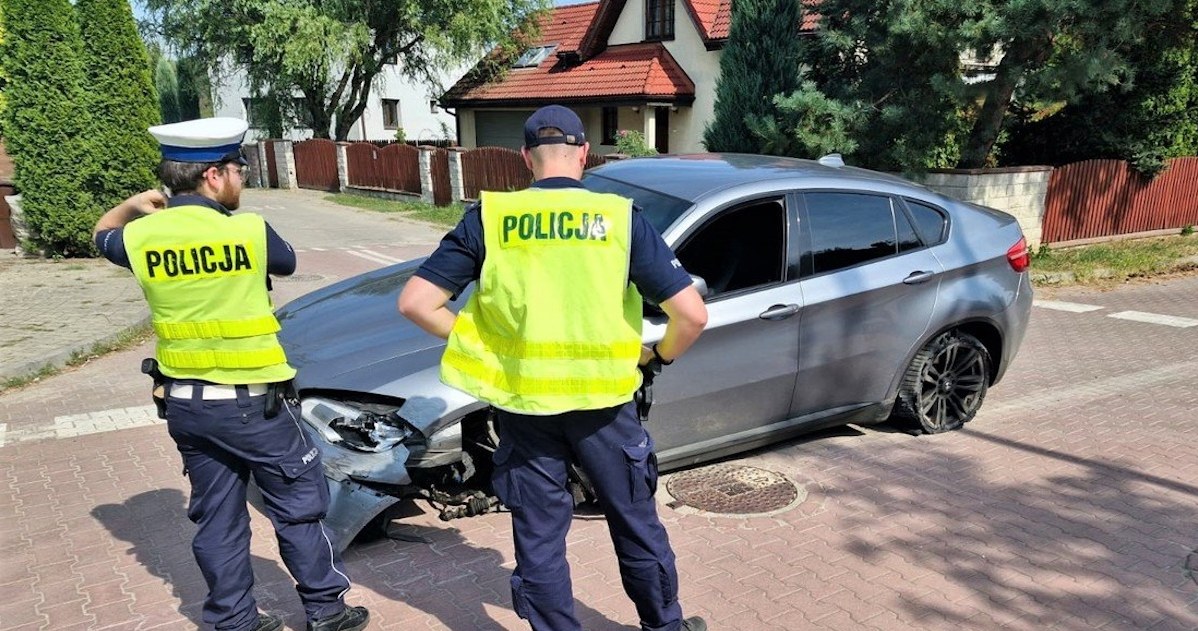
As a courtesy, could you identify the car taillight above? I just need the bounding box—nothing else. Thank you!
[1007,237,1030,273]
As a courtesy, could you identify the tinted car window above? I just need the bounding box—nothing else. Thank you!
[904,199,948,245]
[896,205,923,253]
[677,199,786,297]
[581,173,693,233]
[805,192,899,275]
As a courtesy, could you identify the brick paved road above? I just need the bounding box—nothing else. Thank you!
[3,269,1198,628]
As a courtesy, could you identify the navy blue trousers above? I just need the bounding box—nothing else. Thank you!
[165,389,351,631]
[493,401,684,631]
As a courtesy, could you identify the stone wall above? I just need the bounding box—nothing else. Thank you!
[914,166,1053,249]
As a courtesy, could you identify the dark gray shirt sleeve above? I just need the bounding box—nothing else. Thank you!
[265,222,296,276]
[95,228,131,268]
[628,211,693,304]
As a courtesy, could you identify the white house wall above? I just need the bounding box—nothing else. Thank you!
[606,0,721,153]
[211,64,466,142]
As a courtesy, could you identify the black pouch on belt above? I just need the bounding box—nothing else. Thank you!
[140,358,167,419]
[264,380,297,419]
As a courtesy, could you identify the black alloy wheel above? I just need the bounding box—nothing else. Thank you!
[894,331,991,434]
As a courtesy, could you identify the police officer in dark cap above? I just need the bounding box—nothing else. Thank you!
[93,117,370,631]
[399,105,709,631]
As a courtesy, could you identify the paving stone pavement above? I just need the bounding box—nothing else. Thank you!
[0,256,147,383]
[3,199,1198,629]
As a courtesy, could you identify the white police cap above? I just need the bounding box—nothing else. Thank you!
[148,117,249,164]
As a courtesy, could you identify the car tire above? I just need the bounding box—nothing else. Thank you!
[894,330,991,434]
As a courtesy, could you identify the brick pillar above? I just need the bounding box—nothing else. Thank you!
[256,141,270,188]
[274,140,297,190]
[418,146,435,204]
[335,142,350,192]
[447,147,466,202]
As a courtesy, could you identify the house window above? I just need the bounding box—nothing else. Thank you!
[646,0,674,41]
[602,107,618,145]
[243,97,263,129]
[429,99,439,114]
[382,99,400,130]
[512,45,557,68]
[291,98,314,129]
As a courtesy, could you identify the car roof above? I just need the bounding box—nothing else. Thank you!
[587,153,919,202]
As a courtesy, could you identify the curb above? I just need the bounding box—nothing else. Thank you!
[0,312,151,387]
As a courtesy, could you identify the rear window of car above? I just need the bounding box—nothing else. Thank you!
[903,198,948,245]
[581,173,693,233]
[805,192,903,274]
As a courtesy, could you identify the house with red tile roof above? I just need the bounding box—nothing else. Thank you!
[441,0,815,154]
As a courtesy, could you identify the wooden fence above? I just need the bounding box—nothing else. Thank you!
[345,142,421,194]
[0,182,15,249]
[1043,158,1198,243]
[263,140,280,188]
[293,139,339,192]
[430,148,451,206]
[462,147,530,198]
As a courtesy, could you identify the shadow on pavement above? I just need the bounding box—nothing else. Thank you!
[91,488,294,628]
[822,428,1198,629]
[341,500,636,631]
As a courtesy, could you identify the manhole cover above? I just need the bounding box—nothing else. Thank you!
[274,273,328,283]
[665,464,803,515]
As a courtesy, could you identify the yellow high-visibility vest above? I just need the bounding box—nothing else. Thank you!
[124,205,295,384]
[441,188,644,414]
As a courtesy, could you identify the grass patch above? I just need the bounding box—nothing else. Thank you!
[1,363,58,391]
[0,322,153,393]
[325,193,465,228]
[1033,234,1198,285]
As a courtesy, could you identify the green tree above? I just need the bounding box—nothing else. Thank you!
[1001,1,1198,174]
[1,0,100,256]
[154,55,182,123]
[77,0,161,211]
[956,0,1174,168]
[745,82,864,158]
[703,0,806,153]
[143,0,548,140]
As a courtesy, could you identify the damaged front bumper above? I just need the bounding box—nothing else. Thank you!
[296,395,497,552]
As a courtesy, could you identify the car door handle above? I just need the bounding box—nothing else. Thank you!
[903,271,936,285]
[759,304,800,320]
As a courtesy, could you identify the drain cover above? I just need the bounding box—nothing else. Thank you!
[665,464,802,515]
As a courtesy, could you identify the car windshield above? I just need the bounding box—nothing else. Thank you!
[581,172,693,234]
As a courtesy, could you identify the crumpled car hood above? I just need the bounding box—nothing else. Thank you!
[275,260,464,392]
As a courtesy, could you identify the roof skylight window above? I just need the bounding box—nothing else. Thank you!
[513,45,557,68]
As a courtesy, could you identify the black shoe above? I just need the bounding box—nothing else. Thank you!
[254,613,283,631]
[681,616,707,631]
[307,605,370,631]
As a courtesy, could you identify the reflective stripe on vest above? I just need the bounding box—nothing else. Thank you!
[441,188,644,415]
[153,315,281,340]
[123,205,296,384]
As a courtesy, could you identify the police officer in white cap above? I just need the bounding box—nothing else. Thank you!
[93,118,370,631]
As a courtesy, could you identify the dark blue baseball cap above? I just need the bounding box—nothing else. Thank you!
[524,105,587,148]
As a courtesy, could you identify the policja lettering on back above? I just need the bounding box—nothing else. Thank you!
[143,241,254,279]
[501,210,608,244]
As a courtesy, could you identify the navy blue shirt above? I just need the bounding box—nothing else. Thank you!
[414,177,691,304]
[95,193,296,275]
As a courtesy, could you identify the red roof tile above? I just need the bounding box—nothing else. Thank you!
[687,0,820,41]
[444,42,695,106]
[535,1,600,53]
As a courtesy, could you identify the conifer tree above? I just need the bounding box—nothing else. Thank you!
[702,0,805,153]
[77,0,161,211]
[1,0,100,256]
